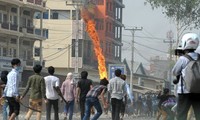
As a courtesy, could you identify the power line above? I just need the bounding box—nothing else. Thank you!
[123,40,167,53]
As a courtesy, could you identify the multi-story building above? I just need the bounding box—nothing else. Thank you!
[0,0,46,79]
[34,0,125,78]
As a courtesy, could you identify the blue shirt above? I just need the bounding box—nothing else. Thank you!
[3,69,20,97]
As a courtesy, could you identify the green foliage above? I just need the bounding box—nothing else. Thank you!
[146,0,200,29]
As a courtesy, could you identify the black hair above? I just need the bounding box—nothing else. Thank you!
[100,78,109,86]
[11,58,21,66]
[48,66,55,75]
[163,88,169,95]
[1,70,9,84]
[81,71,88,79]
[115,69,121,77]
[33,64,42,74]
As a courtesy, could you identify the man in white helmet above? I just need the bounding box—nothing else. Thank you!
[172,33,200,120]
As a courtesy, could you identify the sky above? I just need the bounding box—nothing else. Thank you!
[122,0,177,69]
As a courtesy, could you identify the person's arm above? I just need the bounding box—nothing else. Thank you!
[76,81,80,102]
[41,78,47,101]
[100,88,107,109]
[13,73,20,98]
[172,56,185,76]
[21,77,31,99]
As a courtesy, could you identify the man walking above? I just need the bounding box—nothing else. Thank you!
[76,71,93,119]
[172,33,200,120]
[108,69,127,120]
[20,64,47,120]
[2,58,21,120]
[44,66,60,120]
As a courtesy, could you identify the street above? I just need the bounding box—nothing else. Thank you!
[0,112,156,120]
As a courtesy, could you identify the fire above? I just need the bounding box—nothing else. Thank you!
[81,7,107,79]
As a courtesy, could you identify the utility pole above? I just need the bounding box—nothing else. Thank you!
[164,30,175,93]
[74,2,79,77]
[125,27,143,94]
[66,0,82,77]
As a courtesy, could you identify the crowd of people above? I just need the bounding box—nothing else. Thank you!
[1,32,200,120]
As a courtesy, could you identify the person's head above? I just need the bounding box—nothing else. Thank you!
[163,88,169,95]
[11,58,21,69]
[100,78,109,86]
[115,69,121,77]
[1,70,9,83]
[180,33,199,53]
[33,64,42,74]
[48,66,55,75]
[120,74,126,80]
[81,71,88,79]
[67,72,73,79]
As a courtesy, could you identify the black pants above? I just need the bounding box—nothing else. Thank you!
[46,99,59,120]
[177,93,200,120]
[6,97,20,116]
[111,98,122,120]
[79,98,86,120]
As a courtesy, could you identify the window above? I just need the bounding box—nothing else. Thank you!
[97,0,104,5]
[10,38,17,44]
[10,15,17,25]
[11,7,17,13]
[43,12,48,19]
[23,10,30,16]
[23,41,30,46]
[50,10,70,19]
[0,13,2,23]
[34,47,40,57]
[52,12,58,19]
[72,10,81,20]
[3,47,6,56]
[3,14,7,23]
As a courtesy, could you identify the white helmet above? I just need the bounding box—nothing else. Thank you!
[180,33,199,50]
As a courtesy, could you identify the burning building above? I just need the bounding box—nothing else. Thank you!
[34,0,125,80]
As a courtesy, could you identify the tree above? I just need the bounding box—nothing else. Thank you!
[145,0,200,46]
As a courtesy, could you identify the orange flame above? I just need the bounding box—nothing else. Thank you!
[81,7,107,79]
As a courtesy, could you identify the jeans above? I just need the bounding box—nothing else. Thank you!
[83,97,102,120]
[64,100,74,120]
[79,98,86,120]
[3,101,8,120]
[46,99,59,120]
[111,98,122,120]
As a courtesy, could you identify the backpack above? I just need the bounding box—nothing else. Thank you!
[183,54,200,93]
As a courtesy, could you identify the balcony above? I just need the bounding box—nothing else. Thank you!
[27,27,34,34]
[1,22,9,29]
[23,0,45,11]
[105,31,114,38]
[10,24,18,31]
[27,0,42,5]
[114,0,125,8]
[106,10,114,18]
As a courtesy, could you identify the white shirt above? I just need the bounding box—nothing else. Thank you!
[108,76,127,100]
[44,75,60,100]
[3,69,20,97]
[172,52,198,94]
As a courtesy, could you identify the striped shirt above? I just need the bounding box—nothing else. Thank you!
[3,69,20,97]
[86,85,106,98]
